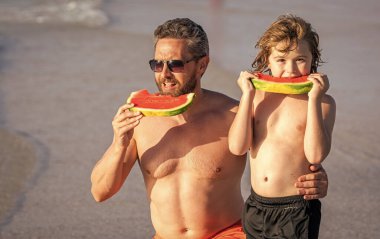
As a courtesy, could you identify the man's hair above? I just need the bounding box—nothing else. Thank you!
[153,18,209,58]
[252,14,323,73]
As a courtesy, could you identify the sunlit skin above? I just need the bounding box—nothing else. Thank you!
[154,39,198,96]
[229,39,336,197]
[91,38,330,239]
[92,39,247,239]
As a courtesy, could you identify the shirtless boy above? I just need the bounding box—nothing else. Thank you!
[91,18,329,239]
[228,15,336,239]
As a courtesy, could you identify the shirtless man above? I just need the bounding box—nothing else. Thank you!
[90,18,328,239]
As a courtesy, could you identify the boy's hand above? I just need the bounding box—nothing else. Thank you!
[307,73,330,100]
[237,71,256,95]
[112,104,143,148]
[295,164,328,200]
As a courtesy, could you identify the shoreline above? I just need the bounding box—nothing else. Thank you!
[0,128,39,228]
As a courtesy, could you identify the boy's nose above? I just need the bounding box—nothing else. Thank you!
[285,62,297,75]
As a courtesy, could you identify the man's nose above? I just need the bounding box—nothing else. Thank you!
[161,62,172,77]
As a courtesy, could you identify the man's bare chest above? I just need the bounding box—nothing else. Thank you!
[134,120,244,179]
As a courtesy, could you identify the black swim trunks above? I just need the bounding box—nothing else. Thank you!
[242,190,321,239]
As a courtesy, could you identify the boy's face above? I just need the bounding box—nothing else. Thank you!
[268,39,313,78]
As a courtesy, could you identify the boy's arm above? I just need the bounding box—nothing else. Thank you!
[228,71,255,155]
[91,104,142,202]
[304,74,336,164]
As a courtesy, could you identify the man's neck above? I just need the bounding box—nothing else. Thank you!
[172,88,205,123]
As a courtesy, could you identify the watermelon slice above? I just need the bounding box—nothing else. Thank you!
[251,73,313,94]
[126,89,195,116]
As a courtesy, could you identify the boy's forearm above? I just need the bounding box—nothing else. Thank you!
[304,97,331,164]
[228,93,254,155]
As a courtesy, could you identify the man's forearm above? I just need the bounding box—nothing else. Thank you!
[91,143,129,202]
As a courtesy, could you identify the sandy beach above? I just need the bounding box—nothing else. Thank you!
[0,0,379,238]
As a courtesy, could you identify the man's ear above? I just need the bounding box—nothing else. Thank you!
[199,55,210,76]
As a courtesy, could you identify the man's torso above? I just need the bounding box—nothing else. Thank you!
[134,90,247,239]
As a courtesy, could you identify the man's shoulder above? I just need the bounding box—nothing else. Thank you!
[202,90,239,117]
[202,89,239,108]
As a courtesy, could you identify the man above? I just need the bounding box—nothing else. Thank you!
[91,18,328,239]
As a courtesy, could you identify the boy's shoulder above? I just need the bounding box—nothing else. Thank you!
[321,94,336,106]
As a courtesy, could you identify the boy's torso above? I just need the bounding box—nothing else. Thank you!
[250,91,311,197]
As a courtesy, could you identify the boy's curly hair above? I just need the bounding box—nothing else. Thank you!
[252,14,323,73]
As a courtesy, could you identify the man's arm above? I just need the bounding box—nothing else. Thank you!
[295,164,328,200]
[91,104,142,202]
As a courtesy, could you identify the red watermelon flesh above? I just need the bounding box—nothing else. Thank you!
[256,73,309,83]
[251,73,313,94]
[126,89,195,116]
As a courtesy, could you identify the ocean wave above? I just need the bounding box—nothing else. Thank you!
[0,0,108,27]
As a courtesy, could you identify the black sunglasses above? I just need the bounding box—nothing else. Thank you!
[149,55,205,73]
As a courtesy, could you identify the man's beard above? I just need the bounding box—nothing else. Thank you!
[156,74,197,97]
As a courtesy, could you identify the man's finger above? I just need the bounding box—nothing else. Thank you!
[309,164,321,172]
[297,173,322,182]
[303,194,321,200]
[297,188,320,195]
[295,181,319,188]
[116,103,134,116]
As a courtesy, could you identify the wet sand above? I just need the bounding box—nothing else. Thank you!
[1,1,380,238]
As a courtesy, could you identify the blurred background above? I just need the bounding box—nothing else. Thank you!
[0,0,379,238]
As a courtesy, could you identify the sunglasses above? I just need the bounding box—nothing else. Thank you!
[149,55,204,73]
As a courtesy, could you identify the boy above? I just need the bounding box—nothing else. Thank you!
[228,15,336,238]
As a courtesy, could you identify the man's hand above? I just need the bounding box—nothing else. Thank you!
[295,164,328,200]
[112,104,143,148]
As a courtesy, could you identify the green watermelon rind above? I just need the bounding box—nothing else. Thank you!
[126,91,195,116]
[251,77,313,94]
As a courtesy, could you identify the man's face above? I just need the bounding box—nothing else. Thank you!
[153,38,199,96]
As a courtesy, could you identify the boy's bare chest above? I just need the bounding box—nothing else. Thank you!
[253,94,308,139]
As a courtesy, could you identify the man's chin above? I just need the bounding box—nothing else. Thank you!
[159,89,179,96]
[158,86,195,96]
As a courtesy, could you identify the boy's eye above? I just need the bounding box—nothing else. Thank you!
[296,58,306,63]
[276,59,286,63]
